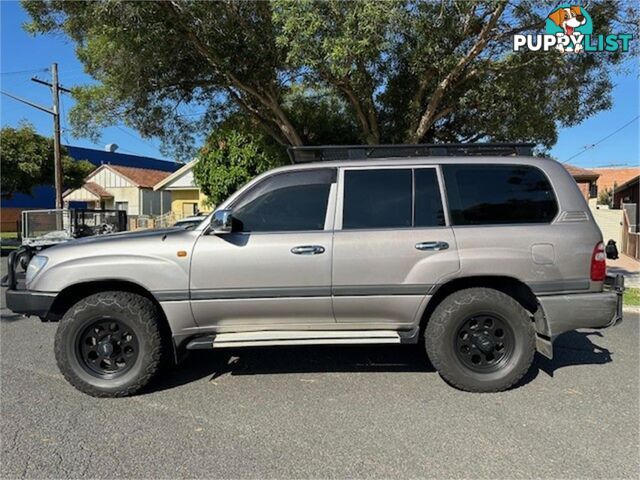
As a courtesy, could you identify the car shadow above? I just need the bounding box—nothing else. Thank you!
[148,330,612,394]
[0,310,27,323]
[148,344,433,393]
[534,330,612,377]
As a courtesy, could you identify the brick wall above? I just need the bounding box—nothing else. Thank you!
[576,181,590,200]
[591,167,640,193]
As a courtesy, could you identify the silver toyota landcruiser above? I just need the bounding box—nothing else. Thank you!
[4,144,624,397]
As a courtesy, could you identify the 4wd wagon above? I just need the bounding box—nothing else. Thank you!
[4,144,623,397]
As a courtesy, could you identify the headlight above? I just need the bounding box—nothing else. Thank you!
[25,255,48,285]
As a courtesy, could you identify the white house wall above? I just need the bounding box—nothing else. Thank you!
[166,167,196,189]
[64,187,100,202]
[89,167,134,187]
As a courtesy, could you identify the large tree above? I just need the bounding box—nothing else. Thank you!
[23,0,638,159]
[0,123,95,199]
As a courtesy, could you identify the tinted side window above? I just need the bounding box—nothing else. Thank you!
[443,165,558,225]
[232,169,335,232]
[414,169,446,227]
[343,169,412,229]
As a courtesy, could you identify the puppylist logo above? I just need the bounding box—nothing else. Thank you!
[513,4,632,53]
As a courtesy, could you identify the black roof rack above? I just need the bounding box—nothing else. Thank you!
[287,143,535,164]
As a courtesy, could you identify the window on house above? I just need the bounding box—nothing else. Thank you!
[182,203,198,216]
[115,201,128,212]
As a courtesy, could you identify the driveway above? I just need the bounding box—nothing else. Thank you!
[1,272,638,478]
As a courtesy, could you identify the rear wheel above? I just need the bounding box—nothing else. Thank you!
[424,288,535,392]
[55,291,166,397]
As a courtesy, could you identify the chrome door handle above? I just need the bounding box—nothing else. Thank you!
[415,241,449,251]
[291,245,325,255]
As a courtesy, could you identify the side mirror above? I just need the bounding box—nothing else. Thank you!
[210,209,233,234]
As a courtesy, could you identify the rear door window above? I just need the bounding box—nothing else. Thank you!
[342,168,445,229]
[343,169,412,229]
[414,168,446,227]
[442,164,558,225]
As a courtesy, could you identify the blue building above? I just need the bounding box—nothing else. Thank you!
[1,146,179,230]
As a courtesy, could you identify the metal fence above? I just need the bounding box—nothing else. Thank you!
[22,209,72,242]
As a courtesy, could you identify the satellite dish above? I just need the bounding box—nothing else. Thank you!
[105,143,119,152]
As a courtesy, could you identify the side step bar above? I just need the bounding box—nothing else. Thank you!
[186,330,402,350]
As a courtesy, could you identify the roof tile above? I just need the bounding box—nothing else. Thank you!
[108,165,172,188]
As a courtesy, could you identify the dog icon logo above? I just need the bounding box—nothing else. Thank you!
[545,5,593,52]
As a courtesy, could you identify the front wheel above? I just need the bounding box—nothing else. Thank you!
[424,288,536,393]
[55,291,166,397]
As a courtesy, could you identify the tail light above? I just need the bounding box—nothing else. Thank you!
[590,242,606,281]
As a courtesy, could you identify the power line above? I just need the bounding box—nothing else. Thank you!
[114,125,158,151]
[0,67,49,76]
[60,93,71,144]
[563,115,640,163]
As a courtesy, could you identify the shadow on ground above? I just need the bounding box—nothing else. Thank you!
[0,311,28,323]
[148,330,612,394]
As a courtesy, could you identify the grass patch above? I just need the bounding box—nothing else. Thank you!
[624,288,640,307]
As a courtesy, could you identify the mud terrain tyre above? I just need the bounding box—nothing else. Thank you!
[425,287,535,393]
[55,291,166,397]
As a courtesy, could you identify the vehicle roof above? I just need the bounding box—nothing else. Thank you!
[270,155,559,173]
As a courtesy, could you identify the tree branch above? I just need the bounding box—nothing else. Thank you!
[408,1,508,143]
[161,1,303,145]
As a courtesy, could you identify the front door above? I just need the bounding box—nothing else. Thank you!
[190,168,337,329]
[332,166,460,327]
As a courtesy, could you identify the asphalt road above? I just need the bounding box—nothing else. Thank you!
[1,276,638,478]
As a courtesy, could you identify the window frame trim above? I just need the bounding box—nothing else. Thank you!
[335,165,450,231]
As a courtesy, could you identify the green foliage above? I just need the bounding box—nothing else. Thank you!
[598,187,613,206]
[624,288,640,307]
[0,123,94,198]
[193,127,287,206]
[22,0,639,158]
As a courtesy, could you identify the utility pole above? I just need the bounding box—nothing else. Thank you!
[51,64,63,209]
[2,63,71,209]
[31,63,70,209]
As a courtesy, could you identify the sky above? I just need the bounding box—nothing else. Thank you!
[1,1,638,168]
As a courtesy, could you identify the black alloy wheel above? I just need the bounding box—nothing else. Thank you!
[77,318,140,378]
[455,314,514,372]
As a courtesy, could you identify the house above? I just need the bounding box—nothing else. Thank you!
[153,160,210,218]
[614,175,639,227]
[63,164,172,216]
[1,146,179,229]
[590,166,640,197]
[564,164,600,200]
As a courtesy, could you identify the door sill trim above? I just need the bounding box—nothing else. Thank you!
[186,330,402,350]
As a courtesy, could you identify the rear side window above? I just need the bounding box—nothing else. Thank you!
[342,168,445,229]
[443,164,558,225]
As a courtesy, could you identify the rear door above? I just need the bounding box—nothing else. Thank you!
[331,165,460,327]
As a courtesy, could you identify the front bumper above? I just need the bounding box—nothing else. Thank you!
[5,289,55,318]
[536,274,624,340]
